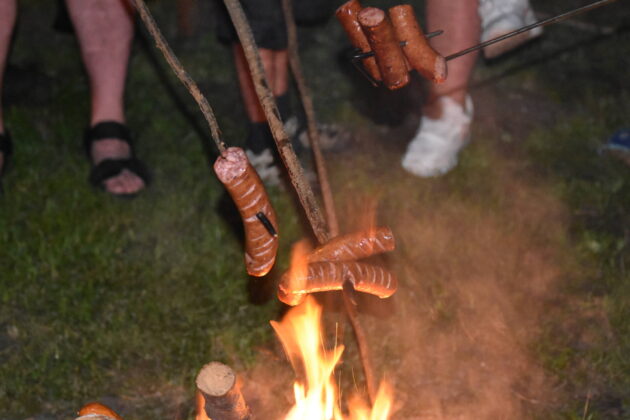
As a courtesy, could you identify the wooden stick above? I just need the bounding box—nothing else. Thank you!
[222,0,329,245]
[129,0,226,154]
[280,0,377,404]
[281,0,340,239]
[196,362,251,420]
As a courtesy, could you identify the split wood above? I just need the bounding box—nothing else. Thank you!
[281,0,377,404]
[196,362,251,420]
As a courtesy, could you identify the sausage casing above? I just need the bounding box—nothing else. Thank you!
[278,261,398,306]
[389,5,447,83]
[336,0,383,82]
[358,7,409,90]
[308,227,395,263]
[214,147,279,277]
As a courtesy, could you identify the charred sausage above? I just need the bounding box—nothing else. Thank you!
[389,5,447,83]
[336,0,383,82]
[308,227,395,263]
[278,261,398,306]
[358,7,410,90]
[214,147,279,277]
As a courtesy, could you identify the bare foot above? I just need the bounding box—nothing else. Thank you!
[90,138,145,195]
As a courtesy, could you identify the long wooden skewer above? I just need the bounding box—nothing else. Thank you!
[222,0,329,245]
[129,0,226,154]
[280,0,378,405]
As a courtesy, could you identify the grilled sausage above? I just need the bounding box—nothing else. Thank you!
[278,261,398,306]
[214,147,279,277]
[389,5,447,83]
[308,227,395,263]
[336,0,383,83]
[358,7,409,90]
[77,402,123,420]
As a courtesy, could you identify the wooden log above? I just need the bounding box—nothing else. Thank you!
[358,7,409,90]
[335,0,382,82]
[196,362,251,420]
[389,5,446,83]
[75,402,123,420]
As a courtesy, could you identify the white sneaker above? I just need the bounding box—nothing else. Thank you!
[401,95,473,178]
[246,149,282,187]
[478,0,543,59]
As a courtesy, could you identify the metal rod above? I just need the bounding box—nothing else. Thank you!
[445,0,621,61]
[352,30,444,60]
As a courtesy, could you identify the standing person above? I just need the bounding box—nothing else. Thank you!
[401,0,540,177]
[0,0,150,196]
[216,0,340,186]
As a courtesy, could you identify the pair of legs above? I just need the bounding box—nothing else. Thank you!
[233,45,288,123]
[0,0,144,195]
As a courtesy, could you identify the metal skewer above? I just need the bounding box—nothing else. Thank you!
[445,0,622,61]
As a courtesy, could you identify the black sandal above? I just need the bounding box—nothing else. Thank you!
[0,131,13,194]
[84,121,151,198]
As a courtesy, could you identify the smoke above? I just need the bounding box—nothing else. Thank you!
[348,164,569,419]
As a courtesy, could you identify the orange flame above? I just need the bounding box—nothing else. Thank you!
[271,296,393,420]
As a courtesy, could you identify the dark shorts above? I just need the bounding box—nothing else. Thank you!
[216,0,335,50]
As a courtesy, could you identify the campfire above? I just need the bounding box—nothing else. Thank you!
[272,296,393,420]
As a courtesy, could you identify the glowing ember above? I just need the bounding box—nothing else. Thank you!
[271,296,393,420]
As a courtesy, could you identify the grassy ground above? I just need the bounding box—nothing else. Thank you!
[1,0,629,419]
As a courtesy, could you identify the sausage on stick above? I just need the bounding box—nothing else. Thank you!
[214,147,279,277]
[278,261,398,306]
[389,5,447,83]
[308,227,395,263]
[336,0,383,82]
[358,7,410,90]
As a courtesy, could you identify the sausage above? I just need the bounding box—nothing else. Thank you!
[308,227,395,263]
[358,7,410,90]
[278,261,398,306]
[389,5,447,83]
[77,402,123,420]
[214,147,279,277]
[335,0,383,82]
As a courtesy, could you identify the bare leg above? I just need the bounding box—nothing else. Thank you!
[0,0,17,171]
[232,44,288,123]
[66,0,145,195]
[424,0,480,117]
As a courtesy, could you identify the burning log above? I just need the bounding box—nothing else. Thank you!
[389,5,447,83]
[196,362,251,420]
[336,0,383,82]
[75,402,123,420]
[358,7,409,90]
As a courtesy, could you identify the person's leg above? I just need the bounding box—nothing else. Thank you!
[232,44,288,123]
[66,0,145,195]
[0,0,17,173]
[425,0,480,113]
[478,0,541,59]
[401,0,480,178]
